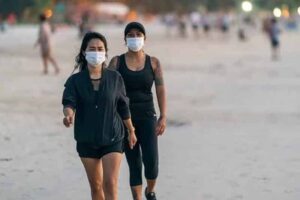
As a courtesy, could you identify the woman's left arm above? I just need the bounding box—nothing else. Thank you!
[152,57,167,136]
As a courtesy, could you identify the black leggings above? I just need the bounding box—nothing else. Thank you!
[124,117,158,186]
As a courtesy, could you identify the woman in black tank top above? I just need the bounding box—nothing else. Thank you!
[108,22,167,200]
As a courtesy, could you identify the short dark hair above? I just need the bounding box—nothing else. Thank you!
[75,32,108,71]
[124,21,146,37]
[39,13,47,22]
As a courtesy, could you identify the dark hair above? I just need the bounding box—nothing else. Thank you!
[124,21,146,37]
[74,32,108,72]
[39,13,47,22]
[271,17,277,24]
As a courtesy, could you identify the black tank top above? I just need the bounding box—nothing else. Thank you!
[117,54,156,119]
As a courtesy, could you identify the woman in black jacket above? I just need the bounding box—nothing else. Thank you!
[62,32,137,200]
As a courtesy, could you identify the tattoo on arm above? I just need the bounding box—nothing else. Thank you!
[154,58,164,86]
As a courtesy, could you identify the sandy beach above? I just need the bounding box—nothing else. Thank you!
[0,23,300,200]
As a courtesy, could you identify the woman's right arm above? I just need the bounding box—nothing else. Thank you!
[63,107,75,127]
[62,77,77,128]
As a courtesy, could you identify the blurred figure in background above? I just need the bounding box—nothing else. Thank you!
[162,12,176,37]
[218,12,231,38]
[79,11,93,38]
[262,17,271,35]
[237,15,248,42]
[190,10,201,39]
[202,13,211,37]
[268,17,281,60]
[35,13,60,75]
[238,27,246,41]
[177,12,187,38]
[0,14,6,32]
[7,13,17,26]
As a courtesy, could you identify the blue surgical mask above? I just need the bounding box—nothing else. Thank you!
[126,37,144,52]
[85,51,106,66]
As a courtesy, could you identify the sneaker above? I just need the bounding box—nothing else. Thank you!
[145,187,157,200]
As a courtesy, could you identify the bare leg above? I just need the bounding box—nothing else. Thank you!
[272,47,279,61]
[80,158,105,200]
[42,56,48,74]
[130,185,143,200]
[146,179,156,193]
[49,55,60,74]
[102,152,122,200]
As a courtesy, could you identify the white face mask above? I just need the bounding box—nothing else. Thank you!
[126,37,144,52]
[85,51,106,67]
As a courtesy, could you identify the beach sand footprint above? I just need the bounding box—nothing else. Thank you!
[0,158,12,162]
[167,119,190,127]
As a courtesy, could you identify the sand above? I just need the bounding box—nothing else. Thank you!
[0,23,300,200]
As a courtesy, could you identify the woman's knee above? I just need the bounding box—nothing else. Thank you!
[144,161,159,180]
[103,177,118,193]
[88,179,103,194]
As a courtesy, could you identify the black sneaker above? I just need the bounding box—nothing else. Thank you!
[145,187,157,200]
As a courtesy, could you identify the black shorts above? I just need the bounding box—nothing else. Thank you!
[271,39,279,48]
[76,140,124,159]
[221,25,229,32]
[192,25,199,30]
[204,25,210,32]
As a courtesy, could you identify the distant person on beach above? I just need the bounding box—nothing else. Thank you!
[35,13,60,75]
[219,13,230,37]
[268,17,281,60]
[79,12,93,38]
[109,22,167,200]
[190,11,201,39]
[177,13,187,38]
[62,32,137,200]
[238,28,246,41]
[162,13,176,37]
[202,13,211,37]
[0,14,6,32]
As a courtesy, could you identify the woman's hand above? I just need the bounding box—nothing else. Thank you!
[127,129,137,149]
[156,116,166,136]
[63,115,73,127]
[63,107,74,128]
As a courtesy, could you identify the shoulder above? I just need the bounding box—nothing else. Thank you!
[150,56,161,71]
[71,70,86,79]
[64,71,84,86]
[108,55,120,70]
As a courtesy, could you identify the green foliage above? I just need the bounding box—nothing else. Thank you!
[0,0,52,18]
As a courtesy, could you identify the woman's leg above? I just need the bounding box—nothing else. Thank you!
[125,134,143,200]
[48,55,60,74]
[102,152,122,200]
[42,55,48,74]
[139,118,159,194]
[80,158,104,200]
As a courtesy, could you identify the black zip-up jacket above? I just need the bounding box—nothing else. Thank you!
[62,68,130,146]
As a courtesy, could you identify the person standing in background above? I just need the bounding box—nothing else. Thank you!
[35,13,60,75]
[268,17,281,60]
[190,11,201,39]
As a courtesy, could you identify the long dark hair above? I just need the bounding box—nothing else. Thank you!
[74,32,108,72]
